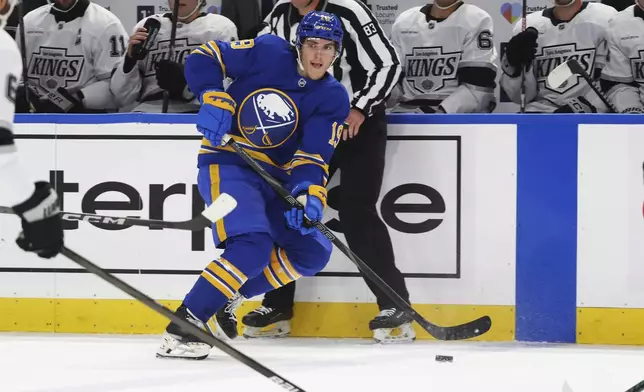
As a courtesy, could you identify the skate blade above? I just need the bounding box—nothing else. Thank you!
[373,324,416,344]
[243,321,291,339]
[155,332,211,360]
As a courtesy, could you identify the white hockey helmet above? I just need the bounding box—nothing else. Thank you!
[0,0,19,30]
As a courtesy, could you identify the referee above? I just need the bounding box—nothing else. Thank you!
[240,0,415,343]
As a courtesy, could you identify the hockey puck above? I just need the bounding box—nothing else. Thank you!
[435,355,453,362]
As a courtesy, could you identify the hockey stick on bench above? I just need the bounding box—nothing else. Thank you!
[223,134,492,341]
[0,193,237,231]
[547,58,618,113]
[59,246,307,392]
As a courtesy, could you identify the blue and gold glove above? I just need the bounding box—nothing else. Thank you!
[196,90,236,146]
[284,182,327,236]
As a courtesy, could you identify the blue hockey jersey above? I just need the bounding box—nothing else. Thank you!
[185,34,350,188]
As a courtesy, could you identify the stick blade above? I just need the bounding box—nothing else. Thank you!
[201,193,237,223]
[547,60,575,89]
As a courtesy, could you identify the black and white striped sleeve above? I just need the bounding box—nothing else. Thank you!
[328,1,401,115]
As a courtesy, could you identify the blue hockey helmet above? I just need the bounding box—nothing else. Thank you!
[296,11,344,56]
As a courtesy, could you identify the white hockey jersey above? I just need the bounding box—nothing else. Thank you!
[110,13,238,113]
[16,0,128,111]
[389,3,498,113]
[601,5,644,113]
[0,29,35,207]
[500,2,617,113]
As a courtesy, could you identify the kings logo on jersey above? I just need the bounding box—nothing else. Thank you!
[143,38,202,77]
[537,44,596,93]
[238,88,299,149]
[28,47,85,90]
[404,47,460,94]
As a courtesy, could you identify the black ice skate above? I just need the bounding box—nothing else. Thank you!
[156,304,213,360]
[241,306,293,338]
[210,292,243,340]
[369,308,416,344]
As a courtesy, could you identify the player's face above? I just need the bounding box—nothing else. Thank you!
[291,0,316,10]
[0,0,8,16]
[53,0,77,10]
[553,0,578,6]
[168,0,201,19]
[300,38,337,80]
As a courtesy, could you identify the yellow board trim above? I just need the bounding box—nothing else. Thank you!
[0,298,514,341]
[208,164,227,243]
[577,307,644,345]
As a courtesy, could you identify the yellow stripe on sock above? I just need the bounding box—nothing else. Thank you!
[200,270,235,299]
[270,249,294,286]
[217,257,247,283]
[277,248,302,280]
[206,262,242,292]
[263,266,281,289]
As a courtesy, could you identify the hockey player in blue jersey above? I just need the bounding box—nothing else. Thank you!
[156,10,350,359]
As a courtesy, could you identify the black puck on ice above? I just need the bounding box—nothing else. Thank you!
[435,355,453,362]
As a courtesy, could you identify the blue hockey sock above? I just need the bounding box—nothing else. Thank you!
[183,232,273,322]
[239,247,303,298]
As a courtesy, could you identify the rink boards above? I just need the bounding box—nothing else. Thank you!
[0,113,643,345]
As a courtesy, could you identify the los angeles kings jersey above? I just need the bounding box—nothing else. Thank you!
[500,2,617,113]
[17,0,128,110]
[601,5,644,113]
[110,13,238,113]
[389,3,498,113]
[0,29,35,207]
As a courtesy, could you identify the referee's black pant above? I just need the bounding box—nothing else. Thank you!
[260,108,411,312]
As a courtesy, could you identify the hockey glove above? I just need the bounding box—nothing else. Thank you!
[196,90,236,146]
[554,96,598,113]
[504,28,538,76]
[12,182,64,259]
[155,59,189,98]
[284,182,327,236]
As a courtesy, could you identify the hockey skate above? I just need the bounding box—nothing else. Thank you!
[369,308,416,344]
[156,305,214,360]
[209,292,243,340]
[241,306,293,338]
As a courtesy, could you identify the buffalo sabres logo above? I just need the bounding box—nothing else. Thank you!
[238,88,299,149]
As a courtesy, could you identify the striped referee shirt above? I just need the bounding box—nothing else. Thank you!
[258,0,401,116]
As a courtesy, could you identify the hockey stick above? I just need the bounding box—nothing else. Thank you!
[161,0,181,113]
[17,0,31,112]
[624,379,644,392]
[519,0,527,114]
[0,193,237,231]
[547,58,618,113]
[223,135,492,341]
[58,246,306,392]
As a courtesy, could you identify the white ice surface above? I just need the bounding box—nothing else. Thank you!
[1,333,643,392]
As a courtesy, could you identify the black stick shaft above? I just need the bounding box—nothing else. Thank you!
[60,246,306,392]
[226,138,491,341]
[520,0,527,114]
[17,0,30,110]
[162,0,181,113]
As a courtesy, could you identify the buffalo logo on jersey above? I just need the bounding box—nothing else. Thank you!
[404,47,460,94]
[238,88,299,149]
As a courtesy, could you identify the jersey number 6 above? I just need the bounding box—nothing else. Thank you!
[477,30,493,50]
